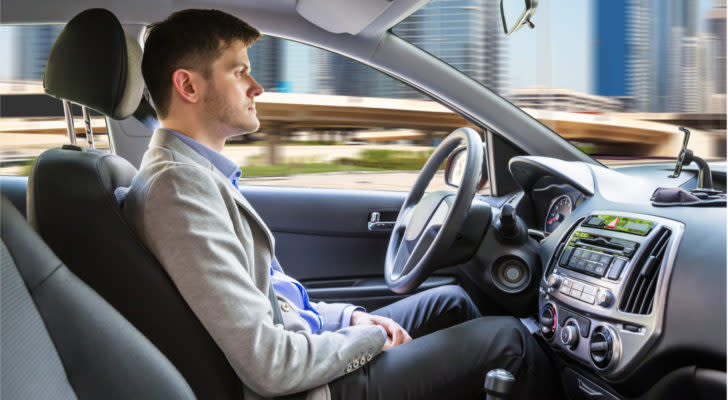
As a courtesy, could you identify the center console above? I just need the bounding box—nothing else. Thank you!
[538,211,684,378]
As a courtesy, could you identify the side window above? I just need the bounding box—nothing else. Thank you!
[0,24,109,177]
[227,36,476,192]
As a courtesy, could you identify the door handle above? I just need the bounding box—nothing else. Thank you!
[368,212,395,232]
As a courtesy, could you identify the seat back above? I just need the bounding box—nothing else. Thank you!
[1,194,195,399]
[28,9,244,399]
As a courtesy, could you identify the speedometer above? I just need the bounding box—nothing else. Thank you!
[544,195,573,233]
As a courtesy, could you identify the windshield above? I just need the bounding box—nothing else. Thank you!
[0,2,724,190]
[393,0,726,166]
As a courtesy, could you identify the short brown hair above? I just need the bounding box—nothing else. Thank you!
[142,9,260,118]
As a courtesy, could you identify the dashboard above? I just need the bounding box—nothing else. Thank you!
[502,157,725,399]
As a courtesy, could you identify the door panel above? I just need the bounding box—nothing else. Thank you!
[241,185,460,307]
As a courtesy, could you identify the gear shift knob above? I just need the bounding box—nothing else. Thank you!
[484,369,515,400]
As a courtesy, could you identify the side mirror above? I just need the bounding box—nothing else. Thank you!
[500,0,538,36]
[444,146,488,191]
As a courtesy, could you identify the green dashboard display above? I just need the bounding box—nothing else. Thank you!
[585,215,655,236]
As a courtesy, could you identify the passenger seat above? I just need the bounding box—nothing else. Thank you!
[0,193,195,399]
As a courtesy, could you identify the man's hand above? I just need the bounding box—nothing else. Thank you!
[350,311,412,350]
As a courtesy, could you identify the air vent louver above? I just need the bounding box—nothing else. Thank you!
[619,227,672,315]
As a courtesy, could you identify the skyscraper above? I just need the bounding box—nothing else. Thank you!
[594,0,629,98]
[594,0,709,112]
[708,3,726,96]
[393,0,505,96]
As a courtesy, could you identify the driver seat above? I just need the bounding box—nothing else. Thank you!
[28,8,246,399]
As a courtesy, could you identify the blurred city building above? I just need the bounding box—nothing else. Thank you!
[508,87,623,113]
[249,0,505,99]
[593,0,725,113]
[707,2,726,113]
[391,0,504,96]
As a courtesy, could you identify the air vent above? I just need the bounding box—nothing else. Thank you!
[619,227,672,315]
[545,218,584,277]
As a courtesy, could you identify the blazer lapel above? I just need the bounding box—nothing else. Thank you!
[232,192,276,251]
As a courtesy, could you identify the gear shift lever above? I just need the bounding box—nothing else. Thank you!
[484,369,515,400]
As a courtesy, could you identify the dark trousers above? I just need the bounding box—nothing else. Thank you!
[328,285,556,400]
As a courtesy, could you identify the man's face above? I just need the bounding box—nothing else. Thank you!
[202,40,263,136]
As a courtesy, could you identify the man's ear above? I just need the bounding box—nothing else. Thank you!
[171,69,202,104]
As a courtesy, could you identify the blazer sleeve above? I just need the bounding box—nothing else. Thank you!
[134,165,385,397]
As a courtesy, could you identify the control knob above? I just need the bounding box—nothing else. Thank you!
[597,289,613,307]
[560,321,579,349]
[539,304,556,340]
[546,274,561,289]
[590,326,618,370]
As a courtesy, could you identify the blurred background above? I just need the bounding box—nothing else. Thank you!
[1,0,725,191]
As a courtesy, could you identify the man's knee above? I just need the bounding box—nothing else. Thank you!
[432,285,480,319]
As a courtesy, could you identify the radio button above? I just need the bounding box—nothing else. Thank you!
[572,281,584,291]
[589,252,601,262]
[599,254,613,265]
[580,292,596,304]
[577,260,588,270]
[562,278,573,287]
[594,264,607,276]
[569,288,582,298]
[583,285,596,295]
[560,285,571,294]
[607,257,628,280]
[569,258,579,268]
[584,263,596,273]
[559,247,574,266]
[573,248,585,258]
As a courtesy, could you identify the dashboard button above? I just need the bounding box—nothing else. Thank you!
[589,252,601,262]
[560,247,574,266]
[560,285,571,294]
[577,260,587,270]
[569,288,582,298]
[562,278,573,288]
[572,281,584,291]
[607,257,628,280]
[573,248,584,258]
[583,285,596,295]
[600,254,613,264]
[584,263,596,273]
[580,292,595,304]
[569,258,579,268]
[594,265,607,276]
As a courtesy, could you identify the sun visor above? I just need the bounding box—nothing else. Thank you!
[296,0,395,35]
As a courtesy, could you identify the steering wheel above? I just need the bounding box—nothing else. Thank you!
[385,127,484,294]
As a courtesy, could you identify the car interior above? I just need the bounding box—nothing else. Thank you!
[1,1,726,399]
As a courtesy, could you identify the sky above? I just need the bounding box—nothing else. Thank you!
[505,0,716,95]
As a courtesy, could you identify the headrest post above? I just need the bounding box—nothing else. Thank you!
[82,106,95,149]
[62,100,77,146]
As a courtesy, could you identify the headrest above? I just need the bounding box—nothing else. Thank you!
[43,9,143,120]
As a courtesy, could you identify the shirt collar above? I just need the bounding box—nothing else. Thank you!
[166,129,242,188]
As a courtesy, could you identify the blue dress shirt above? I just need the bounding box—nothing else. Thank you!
[166,129,361,333]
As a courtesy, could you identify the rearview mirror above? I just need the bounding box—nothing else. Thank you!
[500,0,538,36]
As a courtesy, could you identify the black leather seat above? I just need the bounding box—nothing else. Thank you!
[28,9,245,399]
[0,194,195,399]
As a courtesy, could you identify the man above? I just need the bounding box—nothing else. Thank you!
[124,9,555,400]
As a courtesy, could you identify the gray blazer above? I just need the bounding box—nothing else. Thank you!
[123,129,385,400]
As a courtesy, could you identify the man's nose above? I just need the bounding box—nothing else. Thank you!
[248,76,264,97]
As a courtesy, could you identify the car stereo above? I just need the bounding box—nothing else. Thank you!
[538,212,683,378]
